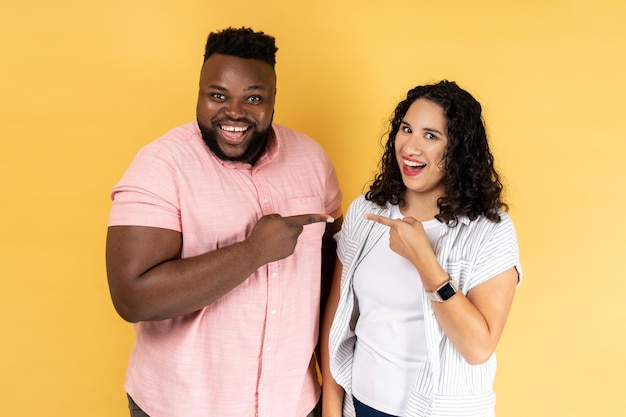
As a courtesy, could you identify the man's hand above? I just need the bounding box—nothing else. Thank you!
[246,213,334,265]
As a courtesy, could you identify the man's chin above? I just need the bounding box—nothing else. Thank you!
[218,144,250,160]
[199,124,268,164]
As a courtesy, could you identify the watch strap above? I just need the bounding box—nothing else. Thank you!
[427,279,459,302]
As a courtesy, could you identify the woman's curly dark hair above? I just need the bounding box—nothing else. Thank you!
[366,80,507,225]
[203,27,278,68]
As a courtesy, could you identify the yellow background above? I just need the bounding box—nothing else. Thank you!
[1,0,625,416]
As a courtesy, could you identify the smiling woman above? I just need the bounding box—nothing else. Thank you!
[394,99,448,217]
[320,81,522,417]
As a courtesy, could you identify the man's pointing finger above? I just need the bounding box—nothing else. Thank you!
[287,213,335,226]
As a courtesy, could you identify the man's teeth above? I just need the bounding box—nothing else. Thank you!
[220,125,249,132]
[405,160,426,167]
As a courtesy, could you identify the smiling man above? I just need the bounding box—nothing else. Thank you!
[105,27,342,417]
[197,50,276,164]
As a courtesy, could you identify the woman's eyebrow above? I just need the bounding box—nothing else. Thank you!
[423,127,444,135]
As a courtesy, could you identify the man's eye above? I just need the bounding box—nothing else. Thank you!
[211,93,226,100]
[248,96,262,103]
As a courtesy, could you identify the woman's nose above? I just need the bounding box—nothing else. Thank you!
[404,142,423,155]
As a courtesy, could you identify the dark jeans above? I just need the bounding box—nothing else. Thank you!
[128,395,149,417]
[353,396,399,417]
[128,394,321,417]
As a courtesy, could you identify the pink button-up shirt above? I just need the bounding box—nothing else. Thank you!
[108,122,342,417]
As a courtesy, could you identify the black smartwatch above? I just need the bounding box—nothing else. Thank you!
[427,279,459,302]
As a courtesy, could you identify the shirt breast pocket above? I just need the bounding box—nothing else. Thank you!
[283,195,326,244]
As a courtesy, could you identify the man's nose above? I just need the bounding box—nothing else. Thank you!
[224,100,245,119]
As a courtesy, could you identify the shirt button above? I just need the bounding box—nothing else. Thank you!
[272,272,278,278]
[263,198,269,204]
[271,309,276,315]
[266,346,272,352]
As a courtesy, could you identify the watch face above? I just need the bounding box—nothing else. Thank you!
[438,283,457,300]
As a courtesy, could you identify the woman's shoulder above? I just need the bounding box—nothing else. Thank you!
[459,210,514,228]
[453,210,518,246]
[346,195,388,218]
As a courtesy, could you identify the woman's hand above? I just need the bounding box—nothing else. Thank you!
[365,214,444,290]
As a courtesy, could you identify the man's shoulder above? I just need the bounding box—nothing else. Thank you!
[272,123,321,147]
[138,121,201,155]
[271,122,307,137]
[153,121,199,144]
[270,124,332,168]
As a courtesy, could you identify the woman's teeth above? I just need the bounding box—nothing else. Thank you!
[405,160,426,168]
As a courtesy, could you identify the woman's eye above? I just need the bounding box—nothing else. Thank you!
[426,133,436,140]
[402,126,412,134]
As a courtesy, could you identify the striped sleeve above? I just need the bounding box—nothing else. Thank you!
[467,213,522,290]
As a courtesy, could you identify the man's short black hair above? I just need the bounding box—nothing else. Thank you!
[203,27,278,67]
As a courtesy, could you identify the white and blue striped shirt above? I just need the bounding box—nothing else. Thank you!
[328,195,522,417]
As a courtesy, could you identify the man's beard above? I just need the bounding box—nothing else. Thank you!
[198,119,270,164]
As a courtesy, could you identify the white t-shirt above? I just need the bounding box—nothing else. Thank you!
[352,205,443,415]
